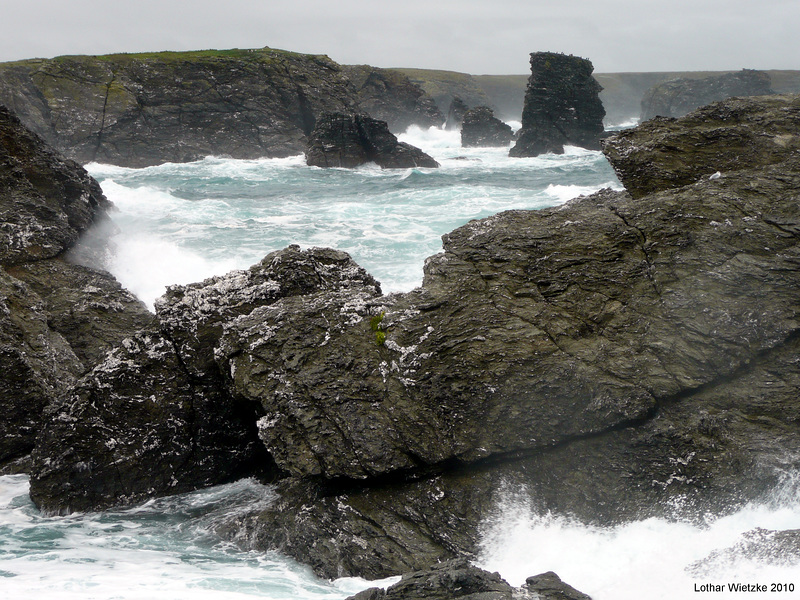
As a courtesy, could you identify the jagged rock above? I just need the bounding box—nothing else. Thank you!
[445,96,469,130]
[305,112,439,169]
[509,52,605,157]
[461,106,514,147]
[346,560,515,600]
[602,94,800,198]
[0,104,110,265]
[640,69,774,121]
[341,65,443,132]
[0,49,443,168]
[7,258,154,366]
[523,572,592,600]
[28,330,272,513]
[0,267,83,463]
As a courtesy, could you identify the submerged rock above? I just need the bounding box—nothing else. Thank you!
[460,106,514,147]
[602,94,800,198]
[640,69,774,121]
[305,112,439,169]
[509,52,605,157]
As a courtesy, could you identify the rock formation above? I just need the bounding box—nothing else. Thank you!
[340,65,443,132]
[602,94,800,198]
[509,52,605,157]
[445,96,469,130]
[460,106,514,147]
[343,560,593,600]
[305,112,439,169]
[21,93,800,584]
[0,49,441,168]
[0,105,151,469]
[640,69,774,121]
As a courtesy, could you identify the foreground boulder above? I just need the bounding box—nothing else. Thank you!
[640,69,774,120]
[602,94,800,198]
[344,560,592,600]
[509,52,605,157]
[460,106,514,147]
[305,112,439,168]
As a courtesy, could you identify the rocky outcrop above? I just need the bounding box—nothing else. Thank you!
[24,94,800,582]
[305,112,439,169]
[0,104,152,468]
[509,52,605,157]
[640,69,774,121]
[445,97,469,130]
[340,65,443,132]
[344,560,592,600]
[460,106,514,147]
[602,94,800,198]
[0,49,441,168]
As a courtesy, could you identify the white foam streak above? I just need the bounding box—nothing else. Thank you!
[477,483,800,600]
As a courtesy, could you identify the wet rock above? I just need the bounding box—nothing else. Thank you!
[603,94,800,198]
[640,69,774,121]
[7,258,154,367]
[509,52,605,157]
[687,528,800,577]
[0,267,82,463]
[28,330,272,513]
[523,572,592,600]
[461,106,514,147]
[445,96,469,130]
[305,112,438,169]
[346,560,514,600]
[0,104,109,266]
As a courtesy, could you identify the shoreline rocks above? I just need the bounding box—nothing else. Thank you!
[460,106,514,147]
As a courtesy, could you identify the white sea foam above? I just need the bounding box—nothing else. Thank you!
[87,135,621,309]
[0,475,388,600]
[477,479,800,600]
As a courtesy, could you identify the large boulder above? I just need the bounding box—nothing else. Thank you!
[509,52,605,157]
[602,94,800,198]
[460,106,514,147]
[305,112,439,169]
[640,69,774,121]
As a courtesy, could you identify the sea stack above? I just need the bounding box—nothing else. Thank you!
[460,106,514,147]
[509,51,605,157]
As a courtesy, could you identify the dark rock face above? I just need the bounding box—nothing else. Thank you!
[0,105,109,266]
[460,106,514,147]
[29,330,272,514]
[524,572,592,600]
[640,69,774,121]
[445,96,469,130]
[305,112,439,169]
[509,52,605,157]
[0,104,150,467]
[346,560,515,600]
[602,94,800,198]
[0,49,441,168]
[341,65,443,132]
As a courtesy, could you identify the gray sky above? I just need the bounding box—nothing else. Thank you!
[2,0,798,74]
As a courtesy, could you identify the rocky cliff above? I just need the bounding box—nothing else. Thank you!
[18,93,800,584]
[0,105,152,469]
[640,69,774,121]
[0,49,440,168]
[509,52,606,157]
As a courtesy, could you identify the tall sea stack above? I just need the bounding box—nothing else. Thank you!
[509,52,605,157]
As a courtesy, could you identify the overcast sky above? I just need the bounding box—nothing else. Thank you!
[2,0,798,74]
